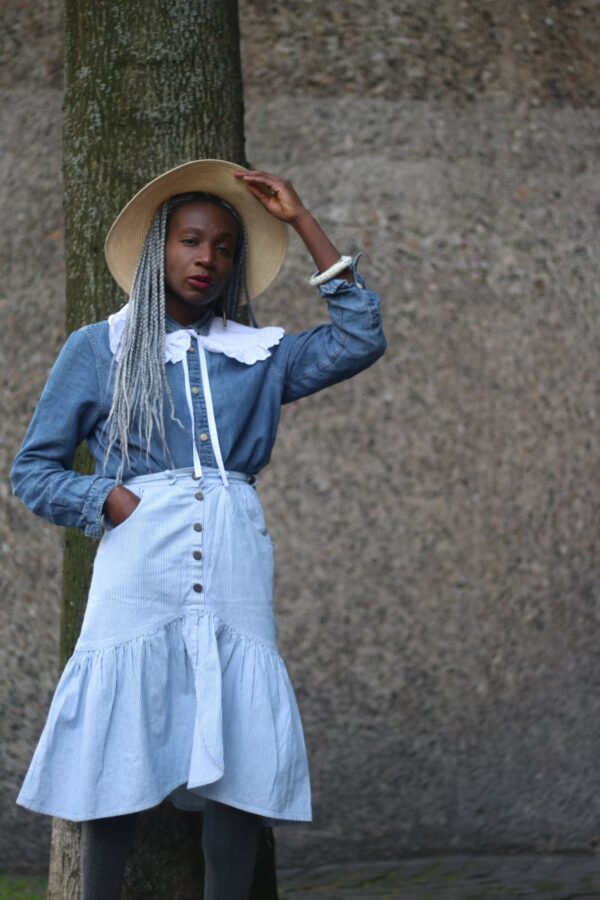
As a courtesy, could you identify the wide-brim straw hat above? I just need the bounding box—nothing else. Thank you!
[104,159,289,300]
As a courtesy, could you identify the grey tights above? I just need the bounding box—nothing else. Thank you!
[80,801,261,900]
[79,812,137,900]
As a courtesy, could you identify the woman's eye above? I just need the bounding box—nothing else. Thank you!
[182,238,197,246]
[217,246,232,256]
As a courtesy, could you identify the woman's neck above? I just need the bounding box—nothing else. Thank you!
[165,305,214,331]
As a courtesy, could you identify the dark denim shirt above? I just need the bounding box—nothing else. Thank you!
[10,268,386,538]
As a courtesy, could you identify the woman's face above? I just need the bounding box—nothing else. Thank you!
[164,200,239,326]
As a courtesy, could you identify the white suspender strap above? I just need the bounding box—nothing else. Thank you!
[181,350,203,480]
[197,337,229,488]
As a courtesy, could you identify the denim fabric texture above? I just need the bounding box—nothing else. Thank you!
[11,269,386,539]
[11,268,386,824]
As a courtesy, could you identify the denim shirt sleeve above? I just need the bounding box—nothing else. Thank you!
[10,327,116,538]
[272,260,387,404]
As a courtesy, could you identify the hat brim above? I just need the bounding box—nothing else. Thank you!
[104,159,289,301]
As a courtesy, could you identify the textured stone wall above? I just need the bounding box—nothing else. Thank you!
[2,0,600,873]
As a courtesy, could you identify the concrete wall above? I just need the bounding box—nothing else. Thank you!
[2,0,600,872]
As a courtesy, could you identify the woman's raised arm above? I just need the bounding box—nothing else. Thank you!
[234,170,355,283]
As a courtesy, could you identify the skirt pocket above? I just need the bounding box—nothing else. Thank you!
[235,485,273,546]
[102,486,146,535]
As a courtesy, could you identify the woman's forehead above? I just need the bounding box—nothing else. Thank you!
[167,199,240,236]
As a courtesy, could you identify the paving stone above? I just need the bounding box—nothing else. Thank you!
[278,855,600,898]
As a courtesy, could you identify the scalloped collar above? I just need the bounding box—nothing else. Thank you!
[107,303,285,366]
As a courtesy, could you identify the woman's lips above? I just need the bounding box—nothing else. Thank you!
[187,276,213,290]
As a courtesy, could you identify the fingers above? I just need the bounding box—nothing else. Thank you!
[234,171,284,194]
[235,172,283,209]
[240,180,277,201]
[233,170,305,223]
[234,170,279,183]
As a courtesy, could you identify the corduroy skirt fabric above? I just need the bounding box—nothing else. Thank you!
[16,467,312,825]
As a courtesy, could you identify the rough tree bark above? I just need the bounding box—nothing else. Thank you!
[47,2,278,897]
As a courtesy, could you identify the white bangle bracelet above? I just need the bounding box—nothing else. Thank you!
[308,255,354,287]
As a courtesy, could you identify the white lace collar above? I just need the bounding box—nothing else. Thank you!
[107,303,285,365]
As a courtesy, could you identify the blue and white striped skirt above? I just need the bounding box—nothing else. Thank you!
[16,467,312,825]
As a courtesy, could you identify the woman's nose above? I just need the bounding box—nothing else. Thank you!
[196,243,215,269]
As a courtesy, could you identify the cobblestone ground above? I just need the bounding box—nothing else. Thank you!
[278,855,600,899]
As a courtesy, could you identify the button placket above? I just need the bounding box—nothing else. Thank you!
[191,479,204,600]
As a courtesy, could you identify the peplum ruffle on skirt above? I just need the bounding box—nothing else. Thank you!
[16,607,311,824]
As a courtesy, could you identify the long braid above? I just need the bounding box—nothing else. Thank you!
[103,192,252,481]
[224,229,256,326]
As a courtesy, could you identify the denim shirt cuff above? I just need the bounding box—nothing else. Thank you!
[317,254,367,297]
[83,476,116,538]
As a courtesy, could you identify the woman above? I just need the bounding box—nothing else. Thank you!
[11,160,387,899]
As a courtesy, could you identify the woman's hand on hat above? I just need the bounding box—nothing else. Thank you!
[234,171,308,226]
[235,168,355,284]
[103,486,141,528]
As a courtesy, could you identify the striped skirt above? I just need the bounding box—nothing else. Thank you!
[16,467,311,825]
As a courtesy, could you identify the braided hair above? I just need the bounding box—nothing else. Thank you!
[103,192,255,481]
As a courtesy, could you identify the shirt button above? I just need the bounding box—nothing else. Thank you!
[194,523,202,532]
[199,432,209,442]
[195,491,204,501]
[193,550,202,560]
[193,583,203,593]
[192,386,200,395]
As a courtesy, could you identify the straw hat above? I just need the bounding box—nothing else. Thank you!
[104,159,289,300]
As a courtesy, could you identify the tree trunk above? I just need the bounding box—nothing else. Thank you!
[49,2,278,896]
